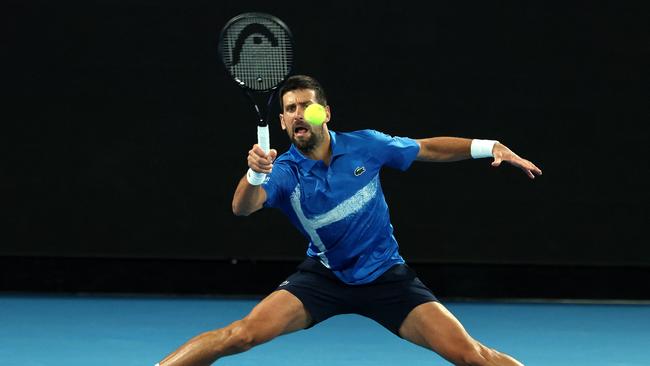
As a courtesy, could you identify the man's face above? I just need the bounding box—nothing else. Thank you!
[280,89,330,153]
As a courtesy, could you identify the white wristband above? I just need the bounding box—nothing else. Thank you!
[470,139,498,159]
[246,168,267,186]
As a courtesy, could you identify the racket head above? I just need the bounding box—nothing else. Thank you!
[218,13,294,92]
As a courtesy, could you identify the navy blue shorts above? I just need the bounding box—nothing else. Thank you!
[276,257,438,336]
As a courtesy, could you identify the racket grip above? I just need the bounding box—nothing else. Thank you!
[248,126,270,186]
[257,125,270,153]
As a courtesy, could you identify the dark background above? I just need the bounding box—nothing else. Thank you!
[4,1,649,297]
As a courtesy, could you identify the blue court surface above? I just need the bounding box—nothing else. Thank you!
[1,295,649,366]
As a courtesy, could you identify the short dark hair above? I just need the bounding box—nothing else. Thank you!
[278,75,327,110]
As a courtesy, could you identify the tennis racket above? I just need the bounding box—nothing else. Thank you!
[217,13,294,184]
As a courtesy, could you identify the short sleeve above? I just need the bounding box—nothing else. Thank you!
[262,162,294,208]
[365,130,420,171]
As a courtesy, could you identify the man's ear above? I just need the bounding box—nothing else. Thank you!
[279,113,287,130]
[324,105,331,124]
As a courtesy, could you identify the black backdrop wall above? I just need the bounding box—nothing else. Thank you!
[4,2,649,296]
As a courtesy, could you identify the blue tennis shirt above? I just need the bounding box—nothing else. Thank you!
[262,129,420,285]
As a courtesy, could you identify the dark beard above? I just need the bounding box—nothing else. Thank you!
[292,127,324,153]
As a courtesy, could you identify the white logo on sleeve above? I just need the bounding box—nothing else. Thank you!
[279,280,290,287]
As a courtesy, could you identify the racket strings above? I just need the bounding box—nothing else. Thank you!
[220,16,293,91]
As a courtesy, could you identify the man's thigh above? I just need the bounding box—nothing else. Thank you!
[398,301,478,361]
[243,289,312,341]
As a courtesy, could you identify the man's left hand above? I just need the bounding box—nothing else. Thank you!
[491,143,543,179]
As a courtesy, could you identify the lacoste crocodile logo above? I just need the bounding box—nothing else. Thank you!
[354,166,366,176]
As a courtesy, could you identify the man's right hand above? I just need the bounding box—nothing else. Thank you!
[248,144,278,175]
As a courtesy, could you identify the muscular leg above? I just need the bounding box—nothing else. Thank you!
[158,290,311,366]
[399,302,524,366]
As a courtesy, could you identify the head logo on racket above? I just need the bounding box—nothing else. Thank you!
[231,23,279,67]
[219,13,294,92]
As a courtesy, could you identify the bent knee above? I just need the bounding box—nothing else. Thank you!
[451,342,498,366]
[440,343,494,366]
[224,319,261,352]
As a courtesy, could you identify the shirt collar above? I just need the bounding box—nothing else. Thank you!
[329,130,346,157]
[289,130,348,170]
[289,144,317,171]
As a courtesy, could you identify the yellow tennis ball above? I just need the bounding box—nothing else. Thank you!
[304,103,326,125]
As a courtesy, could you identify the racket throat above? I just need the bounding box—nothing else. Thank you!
[245,89,278,127]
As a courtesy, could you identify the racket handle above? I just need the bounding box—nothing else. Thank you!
[257,125,270,153]
[248,125,270,185]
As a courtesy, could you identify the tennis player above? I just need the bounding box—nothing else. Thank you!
[157,75,541,366]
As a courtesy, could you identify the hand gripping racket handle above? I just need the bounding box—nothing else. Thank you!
[248,125,270,185]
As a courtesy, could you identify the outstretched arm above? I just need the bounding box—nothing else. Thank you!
[232,144,277,216]
[415,137,472,162]
[415,137,542,179]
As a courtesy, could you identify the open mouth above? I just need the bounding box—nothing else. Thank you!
[294,125,309,137]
